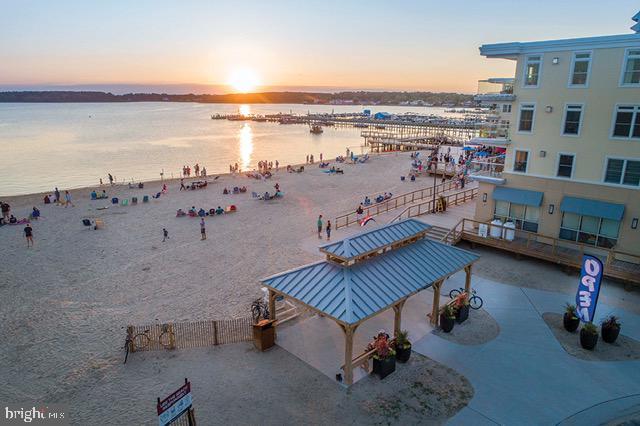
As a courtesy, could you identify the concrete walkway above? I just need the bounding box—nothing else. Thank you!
[412,273,640,425]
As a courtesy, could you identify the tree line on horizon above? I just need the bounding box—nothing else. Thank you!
[0,90,473,105]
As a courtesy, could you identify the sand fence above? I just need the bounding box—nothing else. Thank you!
[126,317,253,353]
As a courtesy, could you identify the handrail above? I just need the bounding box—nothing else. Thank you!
[334,178,470,229]
[441,218,465,245]
[457,218,640,282]
[389,188,478,223]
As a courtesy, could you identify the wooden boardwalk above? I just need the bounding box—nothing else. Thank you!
[444,218,640,286]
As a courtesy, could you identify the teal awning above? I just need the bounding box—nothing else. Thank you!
[493,187,543,206]
[560,197,625,221]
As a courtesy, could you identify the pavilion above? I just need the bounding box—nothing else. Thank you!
[260,218,479,385]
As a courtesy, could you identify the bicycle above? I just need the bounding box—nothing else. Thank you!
[251,298,270,324]
[126,324,175,358]
[449,287,483,310]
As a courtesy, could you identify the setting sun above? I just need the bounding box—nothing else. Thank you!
[227,68,261,93]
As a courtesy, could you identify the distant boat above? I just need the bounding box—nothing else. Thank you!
[310,125,323,134]
[211,114,226,120]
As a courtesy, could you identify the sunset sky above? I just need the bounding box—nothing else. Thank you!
[2,1,638,94]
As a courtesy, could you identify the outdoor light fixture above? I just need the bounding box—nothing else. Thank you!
[545,106,553,113]
[632,218,639,229]
[482,193,487,202]
[548,204,555,214]
[552,57,560,64]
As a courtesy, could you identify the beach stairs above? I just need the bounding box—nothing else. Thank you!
[424,225,451,243]
[275,299,300,326]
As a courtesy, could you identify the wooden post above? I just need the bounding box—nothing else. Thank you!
[431,280,443,326]
[268,290,277,321]
[464,265,472,296]
[393,300,406,338]
[342,324,356,385]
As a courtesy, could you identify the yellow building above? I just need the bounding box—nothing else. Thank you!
[472,15,640,255]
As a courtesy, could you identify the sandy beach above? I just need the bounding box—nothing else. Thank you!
[0,152,423,412]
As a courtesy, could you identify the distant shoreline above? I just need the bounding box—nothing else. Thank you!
[0,90,474,106]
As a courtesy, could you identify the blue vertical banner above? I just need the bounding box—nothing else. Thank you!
[575,255,603,323]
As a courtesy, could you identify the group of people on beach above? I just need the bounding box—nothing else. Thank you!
[257,160,278,173]
[306,153,323,164]
[182,164,207,178]
[316,214,331,241]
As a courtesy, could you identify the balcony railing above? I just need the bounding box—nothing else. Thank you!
[477,78,514,95]
[468,156,506,184]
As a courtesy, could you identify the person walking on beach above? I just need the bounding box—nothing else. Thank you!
[163,228,169,242]
[24,223,33,248]
[356,204,364,221]
[275,160,279,171]
[54,187,61,205]
[200,218,206,240]
[326,220,331,241]
[306,155,309,164]
[1,202,9,222]
[64,191,74,207]
[194,163,199,177]
[180,178,186,191]
[108,173,114,185]
[320,153,323,162]
[317,215,323,239]
[201,167,207,177]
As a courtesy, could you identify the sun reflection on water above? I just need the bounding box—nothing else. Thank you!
[238,123,253,171]
[239,104,251,116]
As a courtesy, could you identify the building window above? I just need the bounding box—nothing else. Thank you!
[569,52,591,87]
[557,154,575,178]
[518,104,535,132]
[559,213,620,249]
[604,158,640,186]
[513,150,529,173]
[523,55,542,87]
[611,105,640,139]
[621,48,640,86]
[502,104,512,113]
[562,104,583,135]
[494,200,539,232]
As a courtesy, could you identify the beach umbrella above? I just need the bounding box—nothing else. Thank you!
[462,146,475,151]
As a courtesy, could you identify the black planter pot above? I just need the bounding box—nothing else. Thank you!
[601,325,620,344]
[440,314,455,333]
[580,329,598,350]
[456,305,469,323]
[396,344,412,363]
[372,356,396,379]
[563,313,580,332]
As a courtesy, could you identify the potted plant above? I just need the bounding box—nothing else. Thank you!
[395,330,412,363]
[563,303,580,332]
[454,294,470,323]
[580,322,598,350]
[368,332,396,379]
[601,316,621,344]
[440,305,455,333]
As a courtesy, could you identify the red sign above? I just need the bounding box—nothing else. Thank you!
[157,381,191,415]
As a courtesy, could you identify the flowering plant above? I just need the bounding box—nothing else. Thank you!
[367,331,396,360]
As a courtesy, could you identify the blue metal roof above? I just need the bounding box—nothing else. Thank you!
[560,196,625,221]
[319,219,431,260]
[261,239,479,325]
[493,186,543,206]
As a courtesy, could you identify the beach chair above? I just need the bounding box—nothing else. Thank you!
[152,192,161,199]
[111,197,119,204]
[94,219,104,229]
[252,191,263,200]
[143,195,149,203]
[121,199,129,206]
[131,197,138,204]
[401,176,405,181]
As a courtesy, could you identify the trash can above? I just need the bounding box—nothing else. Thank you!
[253,319,276,351]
